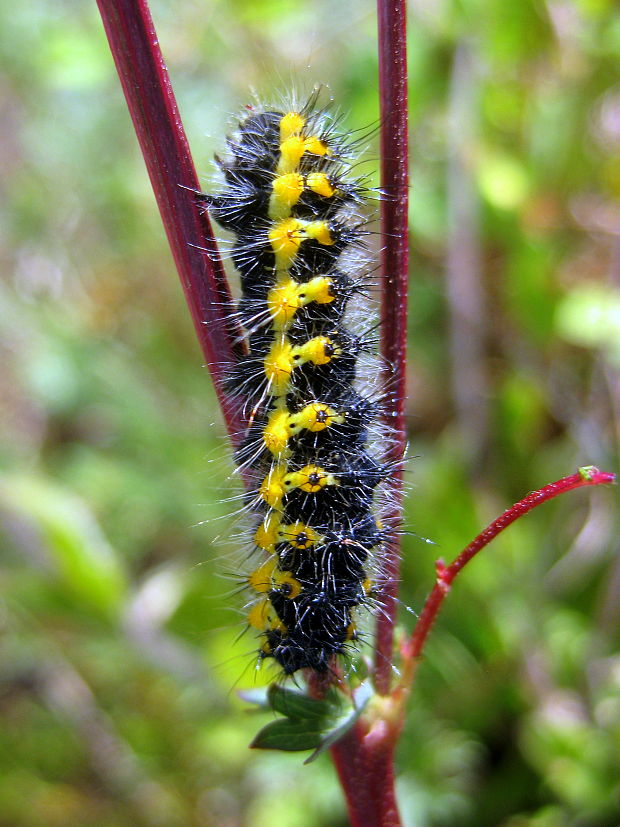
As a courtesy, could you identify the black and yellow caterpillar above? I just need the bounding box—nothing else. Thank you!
[207,95,386,674]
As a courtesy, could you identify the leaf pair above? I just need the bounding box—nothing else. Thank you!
[246,681,373,764]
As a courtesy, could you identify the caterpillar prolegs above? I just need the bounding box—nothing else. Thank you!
[207,94,388,675]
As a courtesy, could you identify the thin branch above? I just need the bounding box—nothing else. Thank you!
[401,467,616,671]
[96,0,245,445]
[374,0,410,697]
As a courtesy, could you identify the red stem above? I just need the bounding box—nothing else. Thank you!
[402,467,616,663]
[331,725,401,827]
[327,2,409,824]
[96,0,246,445]
[374,0,410,697]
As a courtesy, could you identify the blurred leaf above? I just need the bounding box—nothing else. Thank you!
[0,474,127,618]
[478,152,529,210]
[555,284,620,365]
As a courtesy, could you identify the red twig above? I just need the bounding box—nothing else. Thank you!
[333,468,616,827]
[330,723,402,827]
[326,2,410,824]
[374,0,410,697]
[402,467,616,666]
[96,0,245,445]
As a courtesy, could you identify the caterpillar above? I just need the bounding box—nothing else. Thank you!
[205,93,387,676]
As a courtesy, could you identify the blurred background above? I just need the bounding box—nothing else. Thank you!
[1,0,619,824]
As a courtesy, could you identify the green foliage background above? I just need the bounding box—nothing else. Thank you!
[1,0,619,824]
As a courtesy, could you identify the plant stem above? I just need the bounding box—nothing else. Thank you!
[399,467,616,682]
[374,0,410,698]
[336,467,617,827]
[331,723,402,827]
[326,1,409,823]
[96,0,245,445]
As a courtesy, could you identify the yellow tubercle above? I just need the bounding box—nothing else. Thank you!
[276,111,329,173]
[258,463,289,508]
[269,217,304,270]
[263,339,293,395]
[269,218,334,270]
[278,136,307,174]
[248,557,278,593]
[248,599,285,632]
[303,136,329,156]
[285,464,337,494]
[269,173,304,220]
[269,172,337,223]
[263,403,344,456]
[306,172,337,199]
[345,622,358,641]
[297,276,334,306]
[280,112,305,141]
[304,220,334,246]
[254,514,282,552]
[288,402,345,434]
[264,336,340,397]
[249,559,302,601]
[259,463,337,506]
[266,278,303,330]
[272,569,302,599]
[255,518,320,551]
[292,336,340,367]
[262,408,292,456]
[266,276,334,331]
[277,522,321,549]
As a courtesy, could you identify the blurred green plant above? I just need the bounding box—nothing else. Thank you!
[1,0,619,825]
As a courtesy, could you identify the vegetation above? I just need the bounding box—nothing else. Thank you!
[1,0,619,824]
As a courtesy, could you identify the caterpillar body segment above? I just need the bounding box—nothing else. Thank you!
[208,96,385,674]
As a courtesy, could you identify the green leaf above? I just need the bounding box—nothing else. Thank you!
[250,718,325,752]
[267,683,338,720]
[0,474,127,618]
[304,681,374,764]
[555,285,620,365]
[249,680,375,758]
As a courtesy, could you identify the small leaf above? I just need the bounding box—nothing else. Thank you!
[249,680,375,757]
[267,683,339,720]
[250,718,324,752]
[304,681,374,764]
[578,465,598,482]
